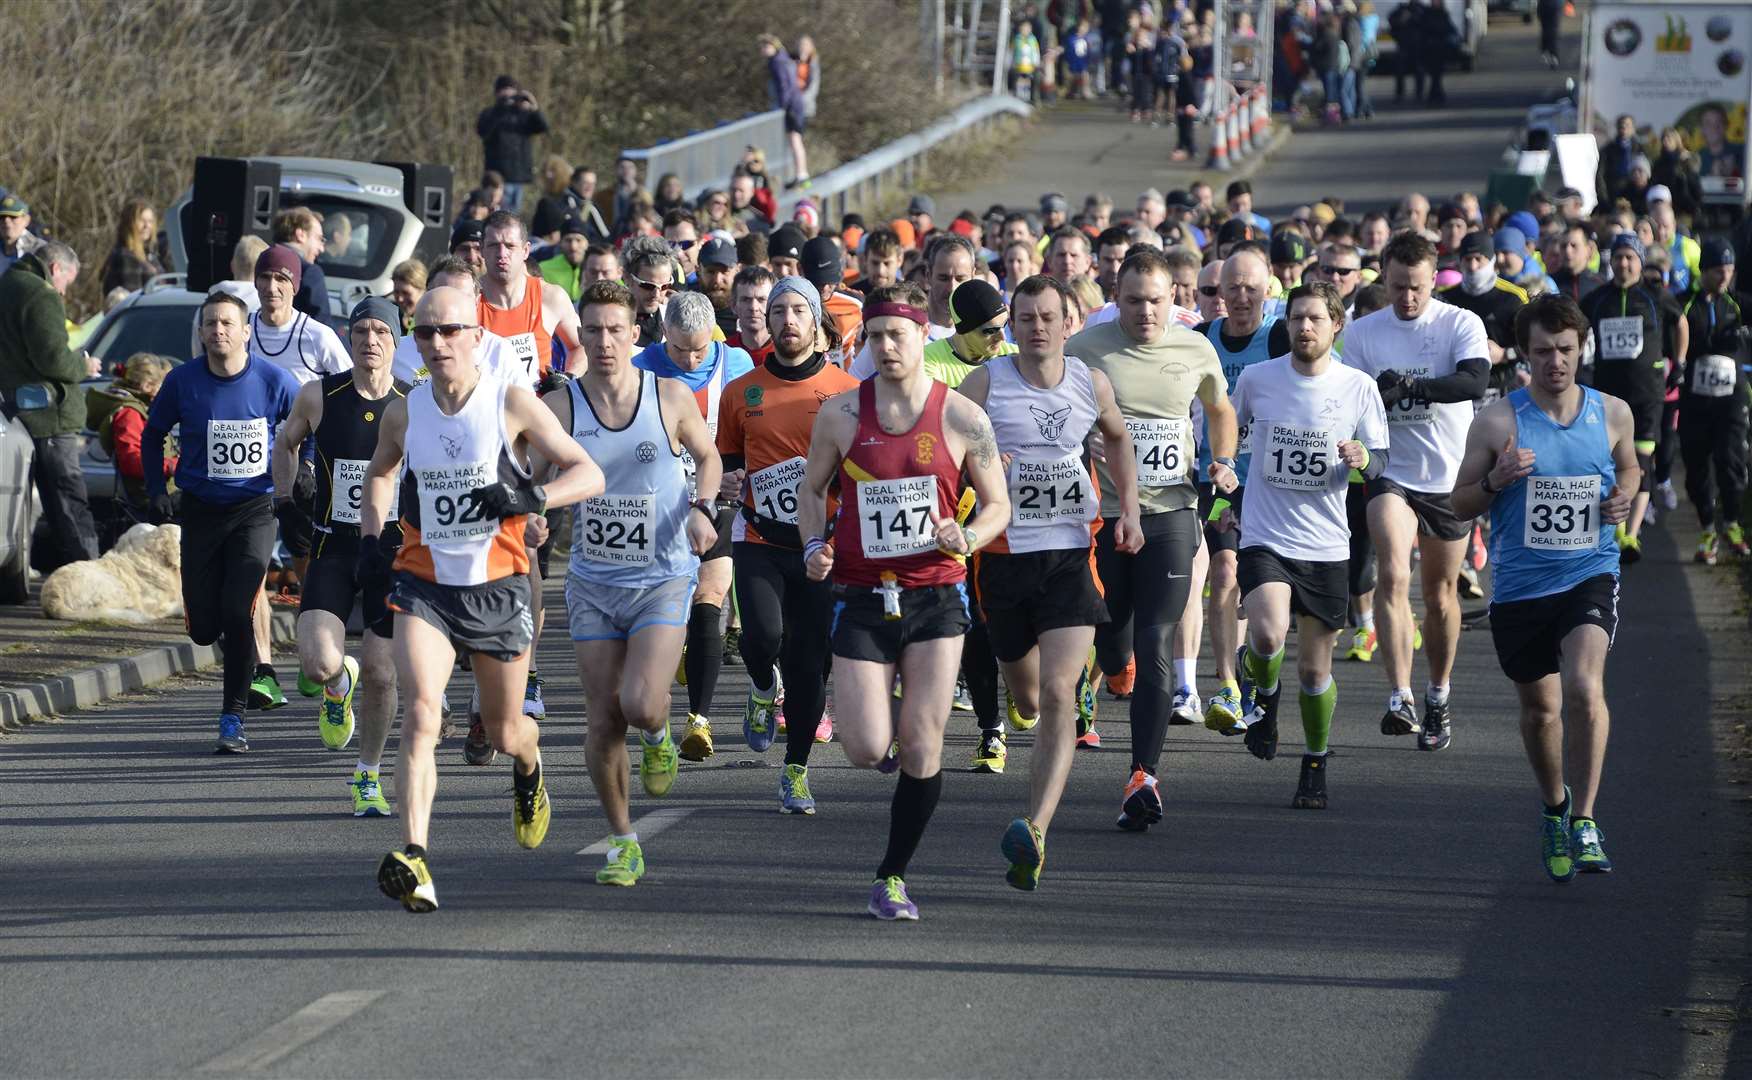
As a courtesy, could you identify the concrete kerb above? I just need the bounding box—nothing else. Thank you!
[0,607,300,732]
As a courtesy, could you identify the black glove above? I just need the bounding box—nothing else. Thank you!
[355,533,396,596]
[536,369,570,396]
[463,481,547,520]
[1376,369,1409,409]
[292,458,318,506]
[149,492,176,524]
[274,497,314,558]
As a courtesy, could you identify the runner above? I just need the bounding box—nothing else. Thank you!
[848,234,973,377]
[389,256,517,385]
[360,285,603,912]
[552,280,720,886]
[142,291,299,752]
[1342,232,1489,752]
[1578,234,1687,565]
[718,276,858,810]
[797,281,1011,920]
[1450,294,1638,881]
[1066,248,1238,832]
[726,265,777,364]
[1338,282,1391,662]
[956,274,1140,888]
[271,297,409,814]
[1226,282,1389,809]
[1677,240,1747,564]
[632,290,753,759]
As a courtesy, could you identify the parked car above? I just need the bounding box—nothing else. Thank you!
[0,393,36,603]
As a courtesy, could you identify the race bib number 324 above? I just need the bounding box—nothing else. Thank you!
[580,494,656,566]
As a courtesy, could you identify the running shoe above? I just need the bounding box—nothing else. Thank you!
[1000,816,1046,891]
[215,713,249,754]
[1728,522,1751,558]
[1235,645,1257,718]
[1292,754,1328,810]
[464,715,498,766]
[378,850,437,913]
[814,712,835,743]
[722,625,742,663]
[1542,795,1575,883]
[438,694,466,740]
[1204,685,1246,735]
[744,685,778,752]
[640,719,679,797]
[1570,818,1612,873]
[523,670,546,720]
[1345,626,1377,662]
[596,838,645,886]
[777,712,786,735]
[1380,696,1418,736]
[1617,526,1642,565]
[513,763,552,849]
[1077,667,1099,728]
[248,669,286,711]
[1642,501,1659,526]
[1170,688,1201,726]
[780,763,816,815]
[678,715,714,761]
[1457,564,1483,599]
[867,876,919,921]
[1243,691,1280,761]
[1076,727,1102,749]
[970,730,1007,774]
[1697,530,1719,566]
[1105,656,1135,698]
[351,769,391,817]
[952,676,974,712]
[1116,767,1163,831]
[296,670,322,698]
[318,656,360,751]
[1419,696,1453,751]
[877,739,902,774]
[1658,479,1678,510]
[1006,686,1038,732]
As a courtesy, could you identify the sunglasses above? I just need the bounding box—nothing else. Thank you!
[411,323,478,341]
[1198,285,1221,297]
[978,324,1008,339]
[1319,264,1359,276]
[670,239,697,251]
[630,276,675,293]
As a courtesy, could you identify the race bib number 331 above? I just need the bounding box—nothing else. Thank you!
[859,475,938,558]
[1523,475,1600,551]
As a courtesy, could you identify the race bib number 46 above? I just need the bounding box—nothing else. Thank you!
[1009,453,1090,525]
[330,458,398,525]
[580,494,655,566]
[1523,475,1600,551]
[1598,316,1643,361]
[415,460,497,545]
[207,418,269,480]
[859,475,938,558]
[1259,422,1335,491]
[750,455,806,524]
[1127,417,1189,486]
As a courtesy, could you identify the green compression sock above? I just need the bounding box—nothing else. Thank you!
[1300,677,1336,754]
[1244,644,1284,697]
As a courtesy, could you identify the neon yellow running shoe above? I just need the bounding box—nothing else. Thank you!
[1203,684,1246,735]
[350,769,390,817]
[678,715,714,761]
[318,656,359,750]
[1344,626,1376,662]
[641,719,679,797]
[1005,686,1037,732]
[378,850,437,913]
[513,762,552,849]
[1000,816,1045,891]
[596,837,645,886]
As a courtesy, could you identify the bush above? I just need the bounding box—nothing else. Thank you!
[0,0,938,317]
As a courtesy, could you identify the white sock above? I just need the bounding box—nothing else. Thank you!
[640,724,668,746]
[1427,683,1450,705]
[1389,687,1413,711]
[607,832,638,863]
[1357,610,1375,631]
[356,760,379,775]
[326,661,352,700]
[1173,658,1197,695]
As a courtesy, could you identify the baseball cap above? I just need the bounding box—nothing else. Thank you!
[1311,202,1337,226]
[0,194,26,217]
[1217,218,1257,247]
[1270,231,1310,265]
[349,296,401,335]
[948,279,1006,334]
[1609,232,1646,260]
[1700,237,1736,269]
[907,194,936,218]
[1165,189,1197,210]
[800,235,844,289]
[1646,184,1673,205]
[698,236,737,268]
[560,216,588,239]
[450,218,485,249]
[768,223,807,262]
[1493,226,1528,254]
[1040,192,1069,214]
[1458,230,1493,261]
[889,219,917,249]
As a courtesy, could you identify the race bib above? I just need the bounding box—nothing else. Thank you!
[1598,316,1643,361]
[750,455,806,524]
[504,331,540,381]
[206,418,269,480]
[1009,453,1091,525]
[1691,354,1738,398]
[1258,422,1335,491]
[1127,417,1189,486]
[415,460,498,545]
[579,494,656,566]
[858,475,938,558]
[329,458,399,526]
[1388,365,1433,425]
[1523,475,1601,551]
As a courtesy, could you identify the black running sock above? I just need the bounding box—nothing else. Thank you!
[513,760,540,793]
[404,843,427,861]
[877,770,944,880]
[684,603,724,715]
[963,622,1000,728]
[255,662,277,681]
[1543,792,1570,817]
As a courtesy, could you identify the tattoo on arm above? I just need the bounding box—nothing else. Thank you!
[952,404,999,471]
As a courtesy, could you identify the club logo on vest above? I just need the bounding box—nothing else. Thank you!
[1029,404,1071,440]
[914,432,937,464]
[636,441,658,463]
[440,433,463,459]
[745,385,765,407]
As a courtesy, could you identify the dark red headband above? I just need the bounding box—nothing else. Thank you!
[864,302,928,325]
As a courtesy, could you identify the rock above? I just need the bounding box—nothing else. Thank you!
[40,523,184,624]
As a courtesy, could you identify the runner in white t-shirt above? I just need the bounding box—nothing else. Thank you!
[1340,232,1489,754]
[247,247,352,387]
[389,257,517,385]
[1227,282,1390,810]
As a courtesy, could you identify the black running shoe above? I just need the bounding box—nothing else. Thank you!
[1419,697,1453,751]
[1243,691,1280,761]
[1292,754,1328,809]
[464,715,497,766]
[1380,698,1417,736]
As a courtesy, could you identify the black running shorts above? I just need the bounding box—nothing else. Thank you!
[1368,476,1472,542]
[1489,573,1619,684]
[1236,546,1349,631]
[976,547,1110,663]
[1199,483,1245,553]
[300,553,394,638]
[831,582,971,665]
[388,572,534,661]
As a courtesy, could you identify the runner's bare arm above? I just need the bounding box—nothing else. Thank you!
[658,377,724,553]
[272,380,322,500]
[1450,399,1524,519]
[954,365,992,410]
[1197,369,1240,469]
[944,392,1010,552]
[359,397,407,537]
[526,385,575,482]
[543,281,583,354]
[799,390,857,579]
[1090,369,1143,552]
[504,384,603,509]
[1602,394,1640,524]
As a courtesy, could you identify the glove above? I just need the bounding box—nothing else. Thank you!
[536,369,570,396]
[355,533,396,596]
[463,480,547,520]
[292,458,318,506]
[149,492,176,524]
[274,497,313,558]
[1376,370,1409,409]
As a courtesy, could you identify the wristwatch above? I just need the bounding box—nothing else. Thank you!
[690,497,716,520]
[1479,473,1499,495]
[1213,456,1238,472]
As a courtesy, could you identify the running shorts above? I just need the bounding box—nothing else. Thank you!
[831,582,971,664]
[1368,476,1471,541]
[388,572,533,661]
[564,573,695,642]
[1489,572,1619,684]
[1237,547,1349,631]
[1199,483,1245,553]
[976,547,1110,663]
[300,553,394,637]
[701,505,736,562]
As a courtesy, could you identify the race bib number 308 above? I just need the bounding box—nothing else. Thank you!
[1259,422,1335,491]
[415,461,497,545]
[1523,475,1600,551]
[207,418,269,480]
[859,475,938,558]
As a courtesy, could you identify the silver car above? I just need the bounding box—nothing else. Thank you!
[0,393,36,603]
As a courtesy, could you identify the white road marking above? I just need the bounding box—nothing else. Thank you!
[196,990,386,1073]
[577,807,695,855]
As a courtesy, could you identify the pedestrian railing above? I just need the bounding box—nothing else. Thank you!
[621,110,792,201]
